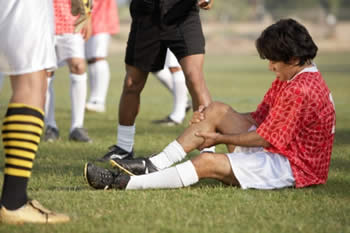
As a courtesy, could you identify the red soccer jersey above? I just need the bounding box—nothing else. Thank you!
[54,0,77,34]
[91,0,120,35]
[251,66,336,188]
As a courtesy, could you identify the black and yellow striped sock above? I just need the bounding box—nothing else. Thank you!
[1,103,44,210]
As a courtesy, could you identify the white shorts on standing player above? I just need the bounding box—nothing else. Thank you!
[0,0,56,75]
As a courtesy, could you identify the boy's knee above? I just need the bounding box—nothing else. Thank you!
[69,61,86,74]
[206,101,232,117]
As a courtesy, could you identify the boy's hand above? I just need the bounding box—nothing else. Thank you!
[71,0,93,33]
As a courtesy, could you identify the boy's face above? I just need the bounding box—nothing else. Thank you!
[268,59,303,81]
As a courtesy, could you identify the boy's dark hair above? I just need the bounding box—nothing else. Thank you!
[256,18,318,66]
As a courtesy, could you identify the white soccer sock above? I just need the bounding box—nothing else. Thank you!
[87,62,98,103]
[44,75,58,129]
[88,60,110,104]
[126,160,199,190]
[149,140,187,170]
[116,124,135,152]
[154,68,174,92]
[70,73,87,131]
[169,70,188,123]
[200,146,216,154]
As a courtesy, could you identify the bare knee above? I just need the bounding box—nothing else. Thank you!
[122,72,147,95]
[205,101,233,120]
[69,59,86,74]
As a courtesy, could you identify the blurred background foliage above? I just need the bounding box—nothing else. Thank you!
[117,0,350,22]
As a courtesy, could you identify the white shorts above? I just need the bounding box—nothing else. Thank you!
[0,0,56,75]
[227,126,295,190]
[85,33,111,59]
[165,49,180,68]
[55,34,85,67]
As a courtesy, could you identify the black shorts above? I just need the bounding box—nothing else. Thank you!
[124,3,205,72]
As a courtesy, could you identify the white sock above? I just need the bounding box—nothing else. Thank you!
[44,75,58,129]
[0,72,4,92]
[126,160,199,190]
[88,60,110,105]
[149,140,186,170]
[117,124,135,152]
[200,146,216,154]
[70,73,87,131]
[153,68,173,92]
[169,70,188,123]
[87,62,98,103]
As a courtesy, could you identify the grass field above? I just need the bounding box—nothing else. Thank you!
[0,52,349,233]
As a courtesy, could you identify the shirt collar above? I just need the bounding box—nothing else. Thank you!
[288,63,318,82]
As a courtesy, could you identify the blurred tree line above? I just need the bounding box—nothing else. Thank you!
[199,0,350,22]
[117,0,350,22]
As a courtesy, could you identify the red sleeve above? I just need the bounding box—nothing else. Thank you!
[251,79,279,126]
[256,85,307,150]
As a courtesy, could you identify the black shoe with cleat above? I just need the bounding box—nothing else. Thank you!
[110,157,158,176]
[84,163,130,190]
[97,145,134,162]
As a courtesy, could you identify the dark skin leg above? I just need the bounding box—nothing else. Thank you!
[179,54,212,110]
[118,64,149,125]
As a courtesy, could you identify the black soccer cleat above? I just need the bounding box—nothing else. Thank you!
[110,157,159,175]
[84,163,130,190]
[97,145,134,162]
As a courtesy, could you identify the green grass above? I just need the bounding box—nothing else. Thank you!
[0,52,349,233]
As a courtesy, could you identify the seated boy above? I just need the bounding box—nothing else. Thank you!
[84,18,336,190]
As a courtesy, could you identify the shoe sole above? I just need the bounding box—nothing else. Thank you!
[109,160,135,176]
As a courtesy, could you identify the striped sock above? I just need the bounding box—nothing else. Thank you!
[1,103,44,210]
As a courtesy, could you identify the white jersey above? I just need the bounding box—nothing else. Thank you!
[0,0,56,75]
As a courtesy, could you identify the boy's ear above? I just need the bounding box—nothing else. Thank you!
[289,57,300,66]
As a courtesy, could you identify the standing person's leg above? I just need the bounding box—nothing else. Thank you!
[97,65,149,161]
[0,0,69,224]
[98,9,166,161]
[43,72,60,141]
[1,71,70,223]
[117,65,148,152]
[152,49,190,125]
[63,34,91,142]
[86,33,111,113]
[153,67,174,92]
[179,54,211,110]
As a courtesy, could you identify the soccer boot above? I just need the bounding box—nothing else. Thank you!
[110,157,158,176]
[84,163,130,190]
[69,127,92,143]
[0,200,70,224]
[43,125,60,142]
[97,145,134,162]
